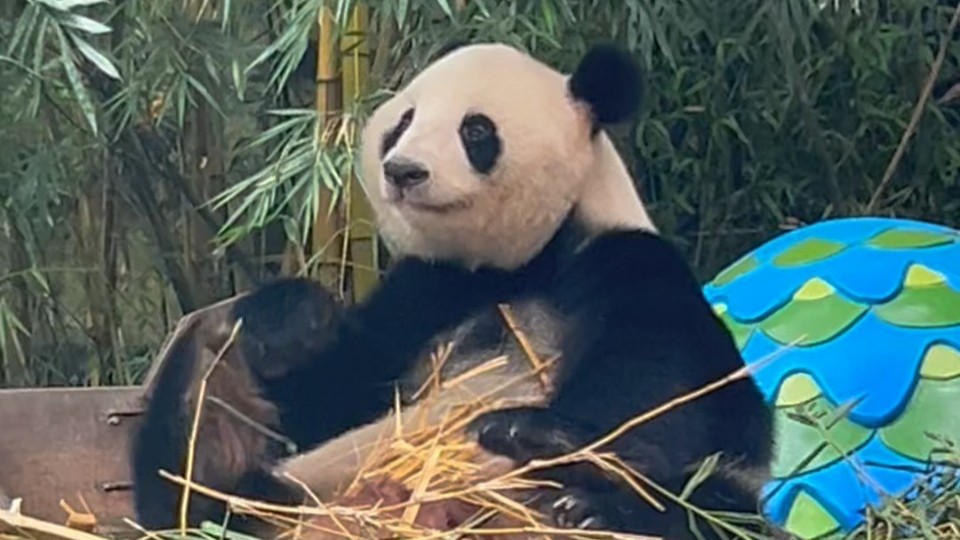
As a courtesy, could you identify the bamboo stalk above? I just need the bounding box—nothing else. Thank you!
[311,6,346,294]
[342,4,379,303]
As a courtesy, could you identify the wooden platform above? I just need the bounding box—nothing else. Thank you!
[0,386,145,536]
[0,294,245,536]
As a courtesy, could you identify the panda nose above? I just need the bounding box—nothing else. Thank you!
[383,158,429,189]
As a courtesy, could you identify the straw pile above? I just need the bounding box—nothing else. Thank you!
[191,351,628,539]
[0,325,796,540]
[150,329,774,540]
[149,326,689,540]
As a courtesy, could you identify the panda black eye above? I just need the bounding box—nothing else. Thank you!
[459,113,501,174]
[460,114,494,142]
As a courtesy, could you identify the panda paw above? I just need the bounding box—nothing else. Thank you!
[544,488,612,530]
[466,407,586,464]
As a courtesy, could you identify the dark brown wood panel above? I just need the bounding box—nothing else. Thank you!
[0,386,145,535]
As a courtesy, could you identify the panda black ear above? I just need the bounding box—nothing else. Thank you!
[568,43,644,126]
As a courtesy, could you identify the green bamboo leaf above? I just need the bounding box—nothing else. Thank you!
[28,268,51,294]
[771,393,871,477]
[185,74,225,117]
[176,77,189,128]
[7,4,38,57]
[200,521,262,540]
[220,0,232,31]
[679,452,721,501]
[55,27,98,135]
[396,0,410,29]
[540,1,556,35]
[0,300,14,358]
[435,0,454,19]
[57,12,111,35]
[70,34,120,79]
[231,59,244,100]
[32,16,50,73]
[718,116,754,152]
[40,0,108,9]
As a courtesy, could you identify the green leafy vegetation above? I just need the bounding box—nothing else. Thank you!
[0,2,958,536]
[1,0,957,386]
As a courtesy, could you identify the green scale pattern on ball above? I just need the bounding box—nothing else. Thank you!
[701,218,960,539]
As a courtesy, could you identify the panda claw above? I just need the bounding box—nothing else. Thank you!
[578,516,598,529]
[544,489,609,531]
[552,494,575,511]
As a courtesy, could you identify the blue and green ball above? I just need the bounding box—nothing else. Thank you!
[702,217,960,539]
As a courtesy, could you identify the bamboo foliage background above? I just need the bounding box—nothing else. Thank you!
[0,0,958,387]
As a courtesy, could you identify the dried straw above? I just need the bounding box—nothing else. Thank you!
[149,331,797,540]
[1,319,800,540]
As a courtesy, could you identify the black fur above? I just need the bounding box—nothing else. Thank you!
[132,43,771,539]
[131,278,340,530]
[569,43,644,128]
[132,331,206,529]
[130,223,575,531]
[262,220,582,448]
[380,107,415,158]
[466,229,774,540]
[132,223,774,540]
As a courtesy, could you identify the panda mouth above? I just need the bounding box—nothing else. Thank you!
[382,184,471,214]
[403,198,471,214]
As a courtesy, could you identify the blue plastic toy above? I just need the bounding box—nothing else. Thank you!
[702,217,960,539]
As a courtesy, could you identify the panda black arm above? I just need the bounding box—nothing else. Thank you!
[469,230,773,511]
[262,256,520,449]
[132,260,513,530]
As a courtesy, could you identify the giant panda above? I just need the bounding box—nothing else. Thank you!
[130,42,776,540]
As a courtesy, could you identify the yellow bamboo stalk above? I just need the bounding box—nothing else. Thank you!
[311,6,346,293]
[341,5,379,303]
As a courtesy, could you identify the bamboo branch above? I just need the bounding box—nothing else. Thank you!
[866,0,960,213]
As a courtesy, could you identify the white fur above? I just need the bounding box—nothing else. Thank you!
[276,43,655,501]
[358,43,655,271]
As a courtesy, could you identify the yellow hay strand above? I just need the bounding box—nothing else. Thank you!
[497,304,550,390]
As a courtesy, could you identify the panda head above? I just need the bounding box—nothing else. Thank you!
[359,43,656,270]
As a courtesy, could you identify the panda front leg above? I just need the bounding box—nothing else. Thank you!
[262,256,522,450]
[468,229,774,539]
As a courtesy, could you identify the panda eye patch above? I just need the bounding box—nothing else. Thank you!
[459,113,501,175]
[460,115,493,142]
[380,107,415,158]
